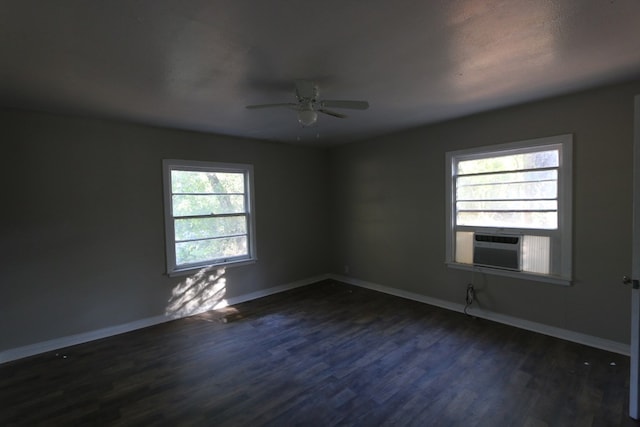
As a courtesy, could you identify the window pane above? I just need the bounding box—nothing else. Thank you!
[457,170,557,185]
[455,152,559,230]
[458,150,558,174]
[457,211,557,229]
[457,200,557,211]
[174,216,247,241]
[171,171,245,194]
[172,195,245,216]
[176,236,248,265]
[457,180,557,201]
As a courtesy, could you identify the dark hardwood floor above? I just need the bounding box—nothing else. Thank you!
[2,280,638,426]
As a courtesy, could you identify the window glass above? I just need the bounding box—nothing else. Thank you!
[174,217,247,240]
[175,236,248,266]
[172,195,246,216]
[171,171,245,193]
[457,150,559,174]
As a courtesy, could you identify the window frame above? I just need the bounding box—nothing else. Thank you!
[445,134,573,285]
[163,159,257,277]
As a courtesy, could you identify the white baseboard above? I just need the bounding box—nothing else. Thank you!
[2,272,628,364]
[225,274,330,306]
[329,274,630,356]
[0,274,328,365]
[0,314,170,365]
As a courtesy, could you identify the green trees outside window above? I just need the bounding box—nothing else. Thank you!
[163,160,256,274]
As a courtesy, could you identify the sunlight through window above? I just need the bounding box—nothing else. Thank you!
[165,266,228,318]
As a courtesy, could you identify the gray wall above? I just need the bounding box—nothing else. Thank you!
[3,78,639,355]
[1,109,330,352]
[329,79,640,344]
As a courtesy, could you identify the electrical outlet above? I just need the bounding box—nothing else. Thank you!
[344,265,350,274]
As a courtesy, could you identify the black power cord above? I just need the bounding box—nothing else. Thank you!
[464,283,475,316]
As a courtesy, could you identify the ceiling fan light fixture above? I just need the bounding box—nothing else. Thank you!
[298,109,317,126]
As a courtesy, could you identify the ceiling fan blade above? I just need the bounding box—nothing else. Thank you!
[246,103,297,109]
[320,100,369,110]
[318,108,348,119]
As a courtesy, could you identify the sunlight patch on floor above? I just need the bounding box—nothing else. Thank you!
[165,266,228,318]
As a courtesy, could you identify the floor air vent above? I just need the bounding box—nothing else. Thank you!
[473,233,521,271]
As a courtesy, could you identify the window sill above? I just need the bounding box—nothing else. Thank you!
[168,258,257,278]
[446,262,571,286]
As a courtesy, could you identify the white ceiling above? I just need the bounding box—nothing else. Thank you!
[2,0,640,145]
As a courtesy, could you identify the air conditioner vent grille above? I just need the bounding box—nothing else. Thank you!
[475,234,519,244]
[473,233,521,271]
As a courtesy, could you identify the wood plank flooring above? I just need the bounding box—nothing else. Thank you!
[1,280,639,426]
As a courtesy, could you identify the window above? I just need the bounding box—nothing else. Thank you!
[445,134,572,285]
[163,159,256,276]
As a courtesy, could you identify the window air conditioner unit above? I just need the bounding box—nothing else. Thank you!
[473,233,522,271]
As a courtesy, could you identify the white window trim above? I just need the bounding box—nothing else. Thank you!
[163,159,257,277]
[445,134,573,285]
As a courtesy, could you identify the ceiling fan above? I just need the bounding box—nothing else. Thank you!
[246,80,369,126]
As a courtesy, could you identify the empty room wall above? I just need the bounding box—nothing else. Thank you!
[0,109,330,355]
[329,79,640,345]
